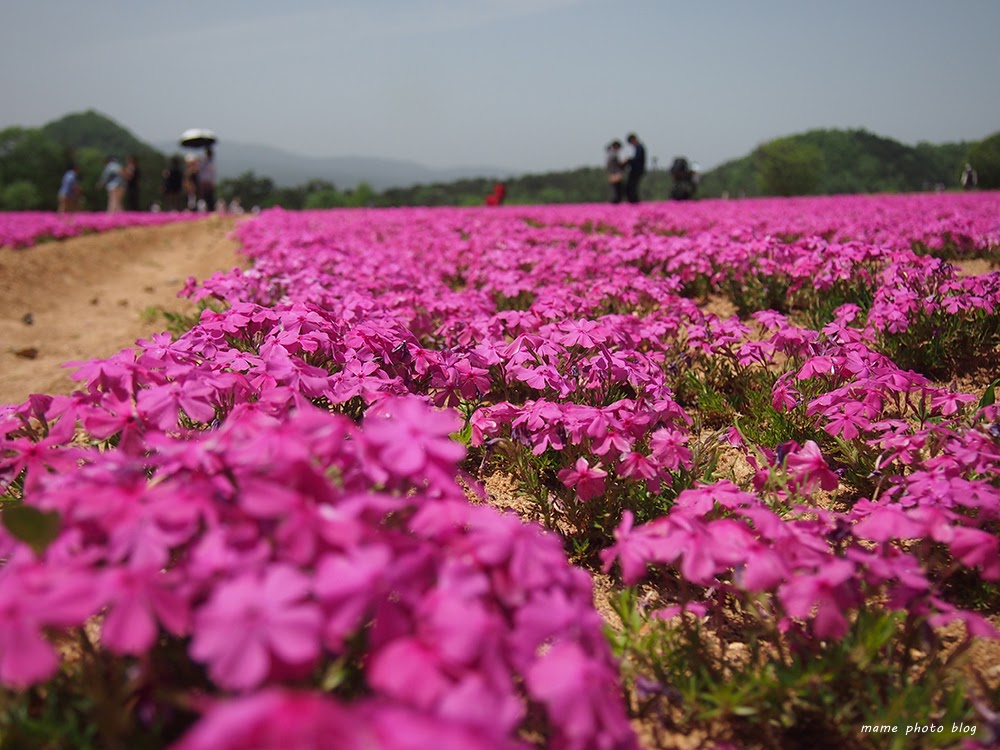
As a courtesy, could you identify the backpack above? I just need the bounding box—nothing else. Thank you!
[164,165,183,193]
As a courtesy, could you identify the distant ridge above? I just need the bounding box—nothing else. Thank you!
[154,139,513,191]
[35,109,512,192]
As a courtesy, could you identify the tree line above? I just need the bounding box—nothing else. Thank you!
[2,111,997,212]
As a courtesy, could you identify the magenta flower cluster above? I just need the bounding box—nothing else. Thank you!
[2,192,999,747]
[0,210,206,249]
[1,390,636,749]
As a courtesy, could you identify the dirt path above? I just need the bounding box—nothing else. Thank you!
[0,216,246,405]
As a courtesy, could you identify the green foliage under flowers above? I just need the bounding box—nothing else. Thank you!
[0,636,206,750]
[875,306,1000,380]
[480,428,722,565]
[721,270,792,319]
[609,590,981,750]
[142,299,228,338]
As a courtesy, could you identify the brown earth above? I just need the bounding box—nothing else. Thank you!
[0,216,245,405]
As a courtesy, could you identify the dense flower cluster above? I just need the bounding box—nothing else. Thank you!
[1,392,636,749]
[1,192,999,747]
[0,211,206,249]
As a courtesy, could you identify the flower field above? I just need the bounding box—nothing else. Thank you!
[1,192,1000,749]
[0,211,206,249]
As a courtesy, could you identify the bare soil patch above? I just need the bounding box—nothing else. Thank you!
[0,216,244,405]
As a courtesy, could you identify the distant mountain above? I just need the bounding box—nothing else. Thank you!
[155,139,512,191]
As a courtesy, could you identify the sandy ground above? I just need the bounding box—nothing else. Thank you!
[0,216,244,405]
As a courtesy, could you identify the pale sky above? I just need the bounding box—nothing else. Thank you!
[2,0,998,173]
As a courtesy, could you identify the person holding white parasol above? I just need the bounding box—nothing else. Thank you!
[180,129,218,211]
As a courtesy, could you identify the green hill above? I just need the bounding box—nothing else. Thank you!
[697,128,975,198]
[0,110,168,211]
[371,128,985,207]
[42,110,168,211]
[41,110,163,163]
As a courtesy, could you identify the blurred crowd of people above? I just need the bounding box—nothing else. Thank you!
[160,147,217,212]
[57,145,230,214]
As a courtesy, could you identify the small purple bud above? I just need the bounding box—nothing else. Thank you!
[775,441,795,465]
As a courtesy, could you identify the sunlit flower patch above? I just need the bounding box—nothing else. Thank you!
[2,192,999,748]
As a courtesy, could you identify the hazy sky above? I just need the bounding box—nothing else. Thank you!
[2,0,998,173]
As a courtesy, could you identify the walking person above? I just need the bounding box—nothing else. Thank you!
[123,154,142,211]
[606,140,625,203]
[57,164,81,213]
[96,155,125,213]
[625,133,646,204]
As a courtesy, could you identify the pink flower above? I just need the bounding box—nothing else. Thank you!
[527,641,638,750]
[362,396,465,487]
[852,504,927,543]
[822,401,871,441]
[136,380,218,430]
[100,565,189,655]
[0,412,82,488]
[618,451,660,492]
[0,563,101,687]
[949,527,1000,580]
[784,440,839,493]
[170,689,369,750]
[557,457,607,502]
[557,318,608,348]
[368,637,452,710]
[779,559,859,640]
[314,545,391,648]
[190,565,322,690]
[601,511,650,584]
[797,356,836,380]
[649,428,692,472]
[739,546,790,592]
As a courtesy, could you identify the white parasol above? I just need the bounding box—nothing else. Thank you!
[179,128,218,148]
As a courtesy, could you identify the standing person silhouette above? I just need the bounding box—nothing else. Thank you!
[57,164,81,213]
[96,155,125,213]
[961,163,978,191]
[625,133,646,204]
[123,155,142,211]
[162,155,184,211]
[606,140,624,203]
